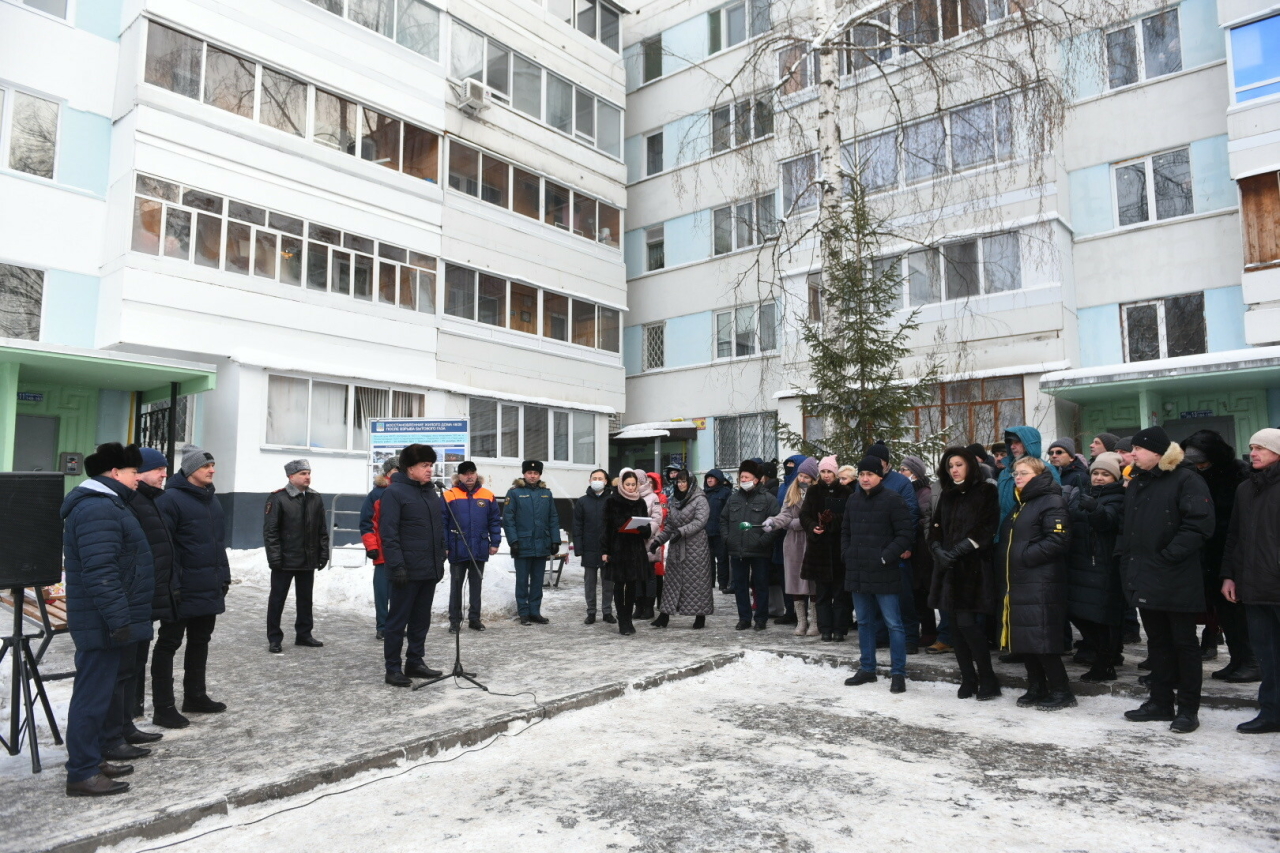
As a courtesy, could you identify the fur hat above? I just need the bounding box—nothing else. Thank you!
[521,459,544,475]
[738,459,763,480]
[179,444,214,476]
[1089,452,1123,481]
[990,441,1007,454]
[138,447,168,474]
[284,459,311,476]
[86,442,144,478]
[1131,426,1172,456]
[818,455,839,474]
[1094,432,1119,452]
[1249,428,1280,456]
[399,443,437,469]
[857,457,883,475]
[456,460,477,475]
[797,457,820,481]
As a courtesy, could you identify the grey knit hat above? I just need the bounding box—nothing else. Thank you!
[381,458,399,475]
[1049,437,1077,457]
[284,458,311,476]
[179,444,214,476]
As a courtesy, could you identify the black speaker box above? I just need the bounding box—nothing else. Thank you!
[0,472,65,589]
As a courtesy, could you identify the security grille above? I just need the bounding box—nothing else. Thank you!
[642,322,665,371]
[715,412,777,469]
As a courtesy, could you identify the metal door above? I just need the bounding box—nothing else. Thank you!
[13,415,59,472]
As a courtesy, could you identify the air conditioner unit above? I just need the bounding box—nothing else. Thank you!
[459,78,489,115]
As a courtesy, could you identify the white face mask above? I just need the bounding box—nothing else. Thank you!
[740,480,755,491]
[590,480,605,492]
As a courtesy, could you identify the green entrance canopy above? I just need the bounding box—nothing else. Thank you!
[0,341,218,403]
[1039,346,1280,403]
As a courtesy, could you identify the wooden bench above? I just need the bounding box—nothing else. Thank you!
[0,588,67,632]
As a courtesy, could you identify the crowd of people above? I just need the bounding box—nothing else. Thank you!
[57,421,1280,797]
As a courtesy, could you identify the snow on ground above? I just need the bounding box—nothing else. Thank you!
[105,652,1280,853]
[229,547,521,621]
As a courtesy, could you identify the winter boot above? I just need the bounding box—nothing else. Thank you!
[953,636,978,699]
[1225,660,1262,683]
[692,615,705,629]
[1036,691,1077,711]
[1200,629,1220,662]
[794,601,809,637]
[1080,664,1117,683]
[1016,674,1048,707]
[976,675,1002,701]
[650,612,670,629]
[152,706,190,729]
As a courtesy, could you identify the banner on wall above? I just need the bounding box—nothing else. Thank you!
[369,418,469,480]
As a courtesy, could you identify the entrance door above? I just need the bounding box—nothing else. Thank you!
[1161,415,1237,449]
[13,415,59,472]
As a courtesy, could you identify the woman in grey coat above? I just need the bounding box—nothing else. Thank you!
[650,469,714,628]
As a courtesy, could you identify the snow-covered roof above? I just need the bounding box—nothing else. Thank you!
[613,429,670,439]
[1040,346,1280,390]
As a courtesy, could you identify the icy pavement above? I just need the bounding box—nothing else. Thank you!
[0,552,1271,853]
[109,653,1280,853]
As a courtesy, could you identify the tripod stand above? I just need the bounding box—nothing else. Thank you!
[414,486,487,692]
[1,586,64,773]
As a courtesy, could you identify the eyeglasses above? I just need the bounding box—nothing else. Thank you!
[1049,449,1069,456]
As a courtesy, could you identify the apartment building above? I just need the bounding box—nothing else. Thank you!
[0,0,627,545]
[618,0,1274,475]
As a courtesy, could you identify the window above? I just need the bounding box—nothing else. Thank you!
[553,409,570,461]
[574,88,595,140]
[712,193,777,254]
[544,181,570,230]
[807,272,822,322]
[597,101,622,158]
[642,322,665,370]
[513,55,542,118]
[0,263,42,340]
[477,274,506,326]
[842,9,892,74]
[880,231,1021,306]
[448,141,480,196]
[782,154,818,213]
[513,167,541,218]
[597,307,620,352]
[711,98,772,153]
[1106,8,1181,90]
[1241,171,1280,268]
[471,398,498,457]
[20,0,67,18]
[470,398,594,462]
[510,282,538,333]
[598,203,621,248]
[1231,15,1280,102]
[645,132,664,176]
[543,293,569,340]
[709,1,749,53]
[645,225,665,271]
[903,117,946,184]
[268,376,424,450]
[143,23,441,184]
[643,36,663,83]
[716,301,778,358]
[714,412,777,469]
[452,25,486,82]
[1114,147,1193,227]
[572,193,596,239]
[546,73,574,134]
[599,5,621,51]
[778,44,815,95]
[445,264,477,319]
[907,377,1023,444]
[572,299,596,347]
[572,411,596,464]
[1122,292,1206,362]
[854,130,897,193]
[501,404,519,456]
[6,91,58,179]
[306,0,441,59]
[481,154,509,207]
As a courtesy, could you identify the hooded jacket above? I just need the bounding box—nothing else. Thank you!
[1222,461,1280,606]
[1182,429,1248,581]
[997,425,1061,538]
[359,474,390,565]
[927,447,999,614]
[799,478,851,584]
[442,475,502,564]
[263,486,329,571]
[702,469,732,537]
[503,477,561,558]
[1118,442,1214,612]
[999,470,1070,654]
[129,480,179,623]
[61,477,155,651]
[157,473,230,619]
[380,471,446,582]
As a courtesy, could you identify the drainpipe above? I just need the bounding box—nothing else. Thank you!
[0,362,17,470]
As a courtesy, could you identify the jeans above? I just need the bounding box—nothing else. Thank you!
[448,561,484,624]
[513,557,547,618]
[854,592,906,676]
[707,534,730,589]
[103,641,141,749]
[372,563,391,632]
[267,569,315,643]
[1246,604,1280,722]
[583,563,613,616]
[731,556,772,625]
[1141,607,1202,712]
[384,578,437,673]
[152,614,217,710]
[65,646,123,783]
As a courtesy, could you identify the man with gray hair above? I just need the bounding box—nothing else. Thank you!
[264,459,330,654]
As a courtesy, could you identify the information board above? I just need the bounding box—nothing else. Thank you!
[369,418,469,479]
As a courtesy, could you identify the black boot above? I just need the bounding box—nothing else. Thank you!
[1225,660,1263,683]
[1036,691,1077,711]
[650,612,669,628]
[692,615,705,629]
[1080,664,1117,683]
[975,675,1002,701]
[1200,629,1220,662]
[1017,674,1048,707]
[953,631,978,699]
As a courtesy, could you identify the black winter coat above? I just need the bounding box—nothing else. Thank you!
[1058,459,1090,492]
[721,488,778,558]
[999,472,1071,654]
[1118,444,1214,613]
[1222,462,1280,606]
[702,470,732,537]
[380,472,446,582]
[157,474,230,620]
[799,480,851,583]
[1183,429,1248,583]
[841,484,913,595]
[264,487,330,571]
[600,492,653,584]
[927,471,999,614]
[1066,482,1125,625]
[571,487,610,569]
[129,482,179,623]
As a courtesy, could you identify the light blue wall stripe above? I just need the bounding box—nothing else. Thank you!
[664,311,711,367]
[41,270,99,348]
[76,0,122,40]
[623,43,643,93]
[1063,31,1104,101]
[1078,304,1123,367]
[664,209,710,267]
[1190,135,1235,213]
[663,15,707,76]
[624,134,643,184]
[624,229,645,279]
[1069,164,1114,237]
[56,108,111,196]
[622,324,642,375]
[668,111,710,167]
[1179,0,1226,69]
[95,389,130,444]
[1204,285,1247,352]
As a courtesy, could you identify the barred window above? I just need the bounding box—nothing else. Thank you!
[715,412,778,469]
[642,322,665,371]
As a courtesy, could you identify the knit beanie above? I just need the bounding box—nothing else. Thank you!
[865,441,891,463]
[1095,432,1119,452]
[179,444,214,476]
[381,458,399,475]
[138,447,168,474]
[1115,437,1134,453]
[1089,452,1123,481]
[797,457,820,481]
[818,455,838,474]
[900,456,928,482]
[1049,437,1077,457]
[1131,426,1172,456]
[857,457,883,475]
[1249,428,1280,456]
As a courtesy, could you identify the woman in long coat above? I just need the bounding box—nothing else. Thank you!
[1000,457,1074,711]
[601,469,653,636]
[1067,452,1127,682]
[767,457,819,636]
[928,447,1000,700]
[634,472,666,620]
[800,457,851,641]
[650,469,713,628]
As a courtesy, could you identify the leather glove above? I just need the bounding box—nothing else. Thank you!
[930,541,954,569]
[366,549,380,561]
[1078,493,1098,512]
[110,626,131,645]
[940,539,978,565]
[818,509,834,527]
[637,525,651,539]
[648,539,663,555]
[390,567,410,587]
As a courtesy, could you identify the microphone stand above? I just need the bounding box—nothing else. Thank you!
[415,480,488,692]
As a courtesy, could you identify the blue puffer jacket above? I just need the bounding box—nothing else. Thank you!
[442,477,502,564]
[380,472,447,581]
[997,425,1062,540]
[502,479,561,558]
[702,469,732,537]
[61,477,155,651]
[157,474,230,619]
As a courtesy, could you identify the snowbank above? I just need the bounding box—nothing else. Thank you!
[229,549,521,621]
